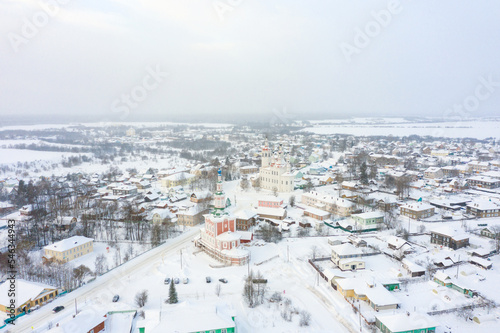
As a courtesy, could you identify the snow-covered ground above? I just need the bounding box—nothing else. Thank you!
[0,149,87,165]
[301,120,500,139]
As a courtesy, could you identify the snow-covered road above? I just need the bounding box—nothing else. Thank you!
[8,228,200,333]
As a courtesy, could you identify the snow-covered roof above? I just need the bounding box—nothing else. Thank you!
[51,310,107,333]
[304,206,330,217]
[433,271,450,282]
[151,209,174,219]
[44,236,93,252]
[331,243,363,257]
[164,172,195,181]
[254,206,286,217]
[365,284,400,306]
[402,258,425,273]
[352,211,384,220]
[0,279,57,306]
[400,202,434,211]
[233,209,258,220]
[257,196,284,203]
[430,226,469,241]
[149,301,235,333]
[376,313,438,331]
[217,231,242,242]
[191,191,211,199]
[466,199,500,210]
[386,235,408,249]
[470,257,492,269]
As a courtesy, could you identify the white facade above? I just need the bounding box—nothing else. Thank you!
[259,140,294,193]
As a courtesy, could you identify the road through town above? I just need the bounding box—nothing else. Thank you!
[8,228,199,333]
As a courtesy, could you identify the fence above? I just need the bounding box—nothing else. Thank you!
[427,303,487,316]
[308,259,329,282]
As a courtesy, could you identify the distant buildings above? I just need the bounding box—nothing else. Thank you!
[254,196,287,220]
[424,167,443,179]
[466,176,500,189]
[176,205,207,227]
[126,127,136,136]
[400,203,435,220]
[466,200,500,218]
[430,227,469,250]
[161,172,195,188]
[301,191,354,217]
[112,184,138,197]
[352,211,384,228]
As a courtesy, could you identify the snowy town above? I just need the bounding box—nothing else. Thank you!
[1,119,500,332]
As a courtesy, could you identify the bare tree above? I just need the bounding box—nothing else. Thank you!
[395,175,412,199]
[252,177,261,192]
[151,224,161,247]
[240,177,249,191]
[299,310,311,327]
[94,254,108,276]
[311,245,319,260]
[424,257,435,279]
[272,186,278,197]
[280,297,293,322]
[135,290,149,308]
[215,283,222,297]
[457,307,473,321]
[490,225,500,252]
[73,265,92,286]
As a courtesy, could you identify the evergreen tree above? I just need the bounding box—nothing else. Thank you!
[168,280,178,304]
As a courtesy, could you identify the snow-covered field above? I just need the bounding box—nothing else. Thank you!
[0,121,233,132]
[301,120,500,139]
[0,149,86,165]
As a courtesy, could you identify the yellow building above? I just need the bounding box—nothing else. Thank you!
[43,236,94,263]
[160,172,195,188]
[0,280,58,315]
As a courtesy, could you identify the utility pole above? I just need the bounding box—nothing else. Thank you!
[180,249,183,270]
[358,300,362,332]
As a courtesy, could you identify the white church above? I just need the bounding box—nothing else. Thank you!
[259,139,295,193]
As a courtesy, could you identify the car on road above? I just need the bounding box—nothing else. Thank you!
[183,277,189,284]
[164,277,171,285]
[112,295,119,302]
[219,278,228,284]
[206,276,211,283]
[52,306,64,313]
[174,278,180,284]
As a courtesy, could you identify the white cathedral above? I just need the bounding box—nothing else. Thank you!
[259,139,294,193]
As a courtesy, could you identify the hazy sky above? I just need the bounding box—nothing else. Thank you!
[1,0,499,123]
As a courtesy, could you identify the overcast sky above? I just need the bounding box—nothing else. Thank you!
[1,0,499,123]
